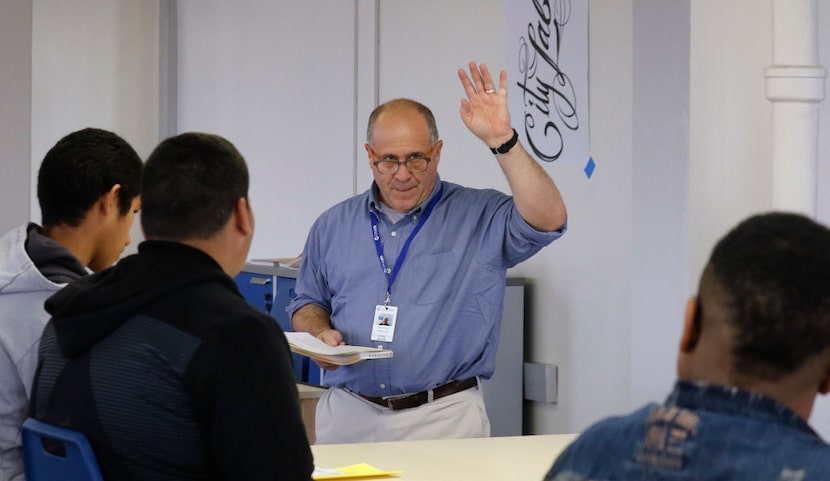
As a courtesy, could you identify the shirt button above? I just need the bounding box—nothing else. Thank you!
[391,231,397,237]
[386,268,392,274]
[378,345,384,349]
[380,384,386,389]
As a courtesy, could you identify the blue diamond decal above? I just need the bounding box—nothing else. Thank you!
[584,157,596,179]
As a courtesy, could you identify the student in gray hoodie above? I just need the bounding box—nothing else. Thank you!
[0,128,141,481]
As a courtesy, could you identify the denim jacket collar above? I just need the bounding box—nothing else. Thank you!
[668,380,821,440]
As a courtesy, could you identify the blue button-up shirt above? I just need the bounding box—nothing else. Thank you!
[546,380,830,480]
[288,177,564,397]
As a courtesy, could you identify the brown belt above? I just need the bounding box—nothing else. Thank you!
[358,377,478,410]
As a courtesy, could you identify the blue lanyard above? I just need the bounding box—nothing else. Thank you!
[370,184,444,305]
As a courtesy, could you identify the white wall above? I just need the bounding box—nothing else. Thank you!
[809,0,830,435]
[521,0,635,434]
[176,1,361,260]
[689,1,774,280]
[372,1,510,192]
[630,0,690,410]
[819,2,830,226]
[29,0,160,255]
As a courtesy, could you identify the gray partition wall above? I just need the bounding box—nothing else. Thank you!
[0,1,32,233]
[482,278,525,437]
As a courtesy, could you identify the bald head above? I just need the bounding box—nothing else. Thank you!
[366,98,439,147]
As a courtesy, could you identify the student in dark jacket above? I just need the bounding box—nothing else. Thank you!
[30,132,314,481]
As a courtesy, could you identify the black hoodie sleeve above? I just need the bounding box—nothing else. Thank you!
[184,313,314,480]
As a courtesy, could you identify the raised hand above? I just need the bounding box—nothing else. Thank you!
[457,61,514,148]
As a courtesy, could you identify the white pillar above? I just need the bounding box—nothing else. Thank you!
[765,0,826,215]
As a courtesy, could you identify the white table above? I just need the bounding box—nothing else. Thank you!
[311,433,578,481]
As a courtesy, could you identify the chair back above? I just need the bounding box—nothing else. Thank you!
[21,418,104,481]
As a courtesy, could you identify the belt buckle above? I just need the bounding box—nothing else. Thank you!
[386,392,425,410]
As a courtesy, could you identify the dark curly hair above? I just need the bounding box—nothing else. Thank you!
[699,212,830,382]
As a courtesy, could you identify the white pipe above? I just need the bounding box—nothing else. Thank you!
[765,0,826,215]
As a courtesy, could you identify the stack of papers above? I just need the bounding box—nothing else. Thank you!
[285,332,393,366]
[312,463,403,479]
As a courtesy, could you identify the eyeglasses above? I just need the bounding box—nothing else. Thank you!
[370,146,435,175]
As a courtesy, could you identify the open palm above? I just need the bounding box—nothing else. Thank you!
[458,61,514,147]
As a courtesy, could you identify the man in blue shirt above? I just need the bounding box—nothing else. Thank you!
[546,212,830,481]
[289,62,568,443]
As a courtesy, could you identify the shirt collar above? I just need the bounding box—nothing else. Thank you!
[368,175,443,216]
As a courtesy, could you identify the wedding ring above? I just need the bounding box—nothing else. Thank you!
[484,89,496,94]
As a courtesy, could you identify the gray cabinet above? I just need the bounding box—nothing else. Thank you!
[483,278,524,437]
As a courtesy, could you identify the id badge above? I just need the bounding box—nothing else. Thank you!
[371,304,397,342]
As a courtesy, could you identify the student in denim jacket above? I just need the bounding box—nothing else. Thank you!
[547,212,830,481]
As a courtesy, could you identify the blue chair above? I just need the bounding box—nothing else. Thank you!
[21,418,104,481]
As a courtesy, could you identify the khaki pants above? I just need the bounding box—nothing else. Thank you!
[314,383,491,444]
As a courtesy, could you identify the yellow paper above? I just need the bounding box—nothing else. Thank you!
[312,462,403,480]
